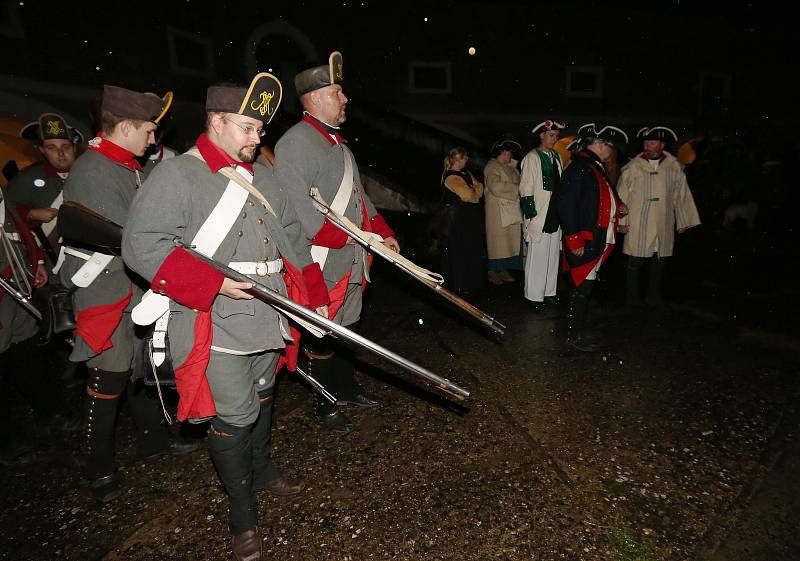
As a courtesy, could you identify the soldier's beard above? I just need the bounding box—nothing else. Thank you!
[238,145,258,162]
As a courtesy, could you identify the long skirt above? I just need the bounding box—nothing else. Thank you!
[440,202,485,294]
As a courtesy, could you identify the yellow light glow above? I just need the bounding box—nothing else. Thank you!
[468,47,476,56]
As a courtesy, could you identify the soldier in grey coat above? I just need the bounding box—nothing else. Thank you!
[274,52,400,433]
[60,85,196,503]
[122,74,329,561]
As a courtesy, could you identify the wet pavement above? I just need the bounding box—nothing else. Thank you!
[1,244,798,561]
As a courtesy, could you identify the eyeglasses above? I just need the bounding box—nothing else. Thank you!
[223,116,265,138]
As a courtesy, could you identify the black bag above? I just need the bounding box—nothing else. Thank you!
[35,285,77,344]
[133,328,177,387]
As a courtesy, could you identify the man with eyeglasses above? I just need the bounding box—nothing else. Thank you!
[122,74,329,561]
[556,123,629,352]
[274,52,399,434]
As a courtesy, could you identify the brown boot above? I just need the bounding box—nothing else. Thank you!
[255,472,305,496]
[232,528,261,561]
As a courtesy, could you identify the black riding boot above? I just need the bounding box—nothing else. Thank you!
[303,345,353,433]
[565,280,597,352]
[207,419,257,536]
[251,389,279,485]
[125,378,171,458]
[85,368,128,501]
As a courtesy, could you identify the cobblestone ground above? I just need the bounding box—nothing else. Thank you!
[1,237,797,561]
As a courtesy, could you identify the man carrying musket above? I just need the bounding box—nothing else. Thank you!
[60,85,196,503]
[122,74,329,561]
[274,51,399,433]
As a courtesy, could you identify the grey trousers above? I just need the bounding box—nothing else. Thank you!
[205,350,279,427]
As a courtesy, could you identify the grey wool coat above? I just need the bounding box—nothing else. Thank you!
[273,117,380,326]
[59,149,145,370]
[121,151,318,366]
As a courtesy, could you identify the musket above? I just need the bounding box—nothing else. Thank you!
[309,191,506,335]
[181,244,469,401]
[57,200,470,402]
[0,276,42,321]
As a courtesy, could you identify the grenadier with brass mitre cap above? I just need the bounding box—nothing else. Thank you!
[60,85,197,504]
[617,126,700,307]
[122,73,329,561]
[556,123,629,352]
[519,119,566,312]
[274,52,399,434]
[7,113,84,260]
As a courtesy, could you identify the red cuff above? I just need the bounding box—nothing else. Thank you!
[369,213,395,239]
[310,218,349,248]
[302,263,330,309]
[564,230,592,251]
[151,247,224,311]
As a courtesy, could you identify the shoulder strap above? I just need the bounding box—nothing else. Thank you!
[185,147,276,217]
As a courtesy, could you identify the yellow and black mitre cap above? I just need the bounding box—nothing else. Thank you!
[294,51,343,96]
[206,73,283,124]
[20,112,83,143]
[636,126,678,143]
[102,85,166,122]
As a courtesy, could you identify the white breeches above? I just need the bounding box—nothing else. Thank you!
[524,230,561,302]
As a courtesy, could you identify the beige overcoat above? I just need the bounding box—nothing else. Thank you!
[483,158,522,260]
[617,152,701,257]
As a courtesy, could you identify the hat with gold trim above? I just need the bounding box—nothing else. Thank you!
[20,112,83,144]
[101,85,166,122]
[294,51,343,96]
[636,126,678,143]
[206,73,283,123]
[531,119,566,135]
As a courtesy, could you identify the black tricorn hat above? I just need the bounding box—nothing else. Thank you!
[206,73,283,123]
[531,119,566,135]
[491,139,521,157]
[101,85,166,122]
[20,112,83,143]
[576,123,629,144]
[636,126,678,143]
[294,51,343,96]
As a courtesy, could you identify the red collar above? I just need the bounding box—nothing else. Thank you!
[42,161,69,177]
[196,133,254,174]
[302,113,344,145]
[87,137,143,171]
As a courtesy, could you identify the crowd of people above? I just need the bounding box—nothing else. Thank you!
[436,120,701,351]
[0,52,404,561]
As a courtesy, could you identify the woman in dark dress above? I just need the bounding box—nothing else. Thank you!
[439,147,485,295]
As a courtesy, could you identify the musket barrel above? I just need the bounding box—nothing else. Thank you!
[0,277,42,321]
[183,246,470,401]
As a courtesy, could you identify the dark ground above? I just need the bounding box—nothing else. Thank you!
[1,218,798,561]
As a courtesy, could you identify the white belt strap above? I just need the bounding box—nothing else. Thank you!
[310,145,355,269]
[228,258,283,276]
[41,192,64,237]
[70,251,115,288]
